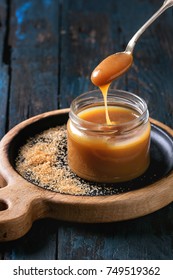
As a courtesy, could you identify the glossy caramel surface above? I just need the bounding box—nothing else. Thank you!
[78,105,139,124]
[91,52,133,87]
[67,106,150,183]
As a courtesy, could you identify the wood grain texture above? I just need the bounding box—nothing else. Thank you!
[8,0,60,129]
[0,0,173,260]
[0,0,9,140]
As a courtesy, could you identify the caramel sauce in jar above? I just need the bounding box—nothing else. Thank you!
[67,90,151,183]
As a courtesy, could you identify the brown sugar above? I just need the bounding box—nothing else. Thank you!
[16,125,86,195]
[15,125,145,196]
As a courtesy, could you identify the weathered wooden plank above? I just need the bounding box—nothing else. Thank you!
[124,0,173,128]
[0,218,58,260]
[0,0,10,259]
[57,204,173,260]
[0,68,9,140]
[8,0,60,129]
[59,0,127,108]
[0,0,9,140]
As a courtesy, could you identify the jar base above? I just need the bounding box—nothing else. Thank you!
[68,160,150,184]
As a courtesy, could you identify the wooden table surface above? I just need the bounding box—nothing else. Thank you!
[0,0,173,260]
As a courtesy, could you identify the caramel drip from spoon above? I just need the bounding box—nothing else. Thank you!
[99,83,111,124]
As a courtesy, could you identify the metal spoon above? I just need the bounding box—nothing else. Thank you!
[91,0,173,87]
[126,0,173,53]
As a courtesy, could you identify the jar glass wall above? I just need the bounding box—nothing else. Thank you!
[67,89,151,183]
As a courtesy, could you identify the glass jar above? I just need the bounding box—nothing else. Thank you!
[67,89,151,183]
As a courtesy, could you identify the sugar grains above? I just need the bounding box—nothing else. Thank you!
[15,125,132,196]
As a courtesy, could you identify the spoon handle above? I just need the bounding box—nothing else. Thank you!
[125,0,173,53]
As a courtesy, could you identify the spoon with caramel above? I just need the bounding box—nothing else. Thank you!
[91,0,173,88]
[91,0,173,125]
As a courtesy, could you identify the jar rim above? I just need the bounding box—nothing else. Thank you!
[69,89,149,133]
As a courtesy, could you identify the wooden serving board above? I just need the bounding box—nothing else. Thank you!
[0,109,173,241]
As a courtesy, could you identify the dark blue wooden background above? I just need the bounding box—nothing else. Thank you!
[0,0,173,259]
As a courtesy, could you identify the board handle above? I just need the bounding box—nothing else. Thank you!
[0,173,7,188]
[0,179,48,241]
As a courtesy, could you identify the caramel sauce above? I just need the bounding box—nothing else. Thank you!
[99,83,111,124]
[78,106,139,124]
[91,52,133,87]
[67,106,150,183]
[91,52,133,124]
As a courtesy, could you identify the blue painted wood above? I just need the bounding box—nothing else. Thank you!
[59,0,123,108]
[127,0,173,128]
[0,0,9,139]
[0,0,173,260]
[8,0,60,129]
[57,204,173,260]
